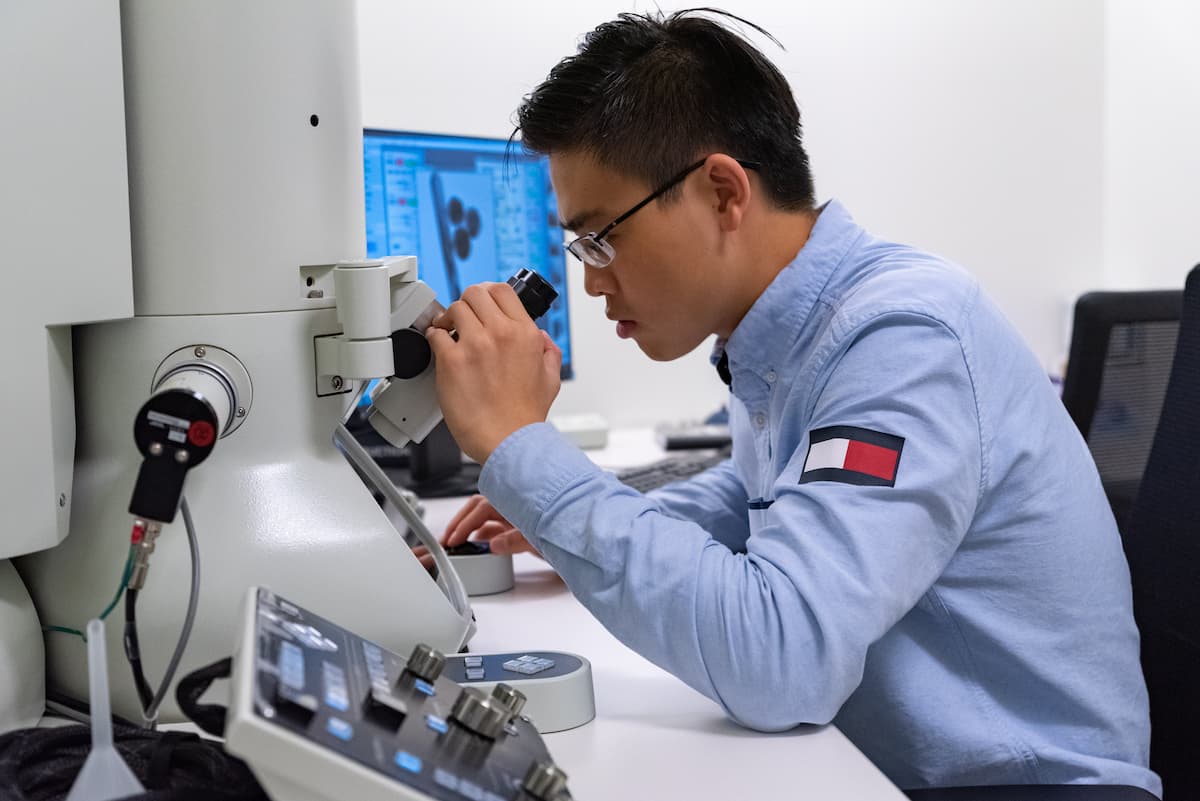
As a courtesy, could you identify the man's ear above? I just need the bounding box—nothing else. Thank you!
[703,154,753,233]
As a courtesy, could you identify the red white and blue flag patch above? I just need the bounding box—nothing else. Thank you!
[799,426,905,487]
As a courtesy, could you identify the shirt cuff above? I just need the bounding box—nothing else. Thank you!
[478,422,603,542]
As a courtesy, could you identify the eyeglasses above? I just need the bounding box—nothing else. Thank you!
[565,157,761,268]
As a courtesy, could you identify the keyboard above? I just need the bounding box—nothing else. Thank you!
[616,447,732,493]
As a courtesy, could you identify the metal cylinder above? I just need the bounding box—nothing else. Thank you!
[154,364,237,438]
[450,687,509,740]
[522,761,569,800]
[405,643,445,683]
[491,683,527,720]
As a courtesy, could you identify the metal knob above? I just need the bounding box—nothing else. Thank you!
[491,683,527,720]
[405,643,445,682]
[522,761,569,800]
[450,687,509,740]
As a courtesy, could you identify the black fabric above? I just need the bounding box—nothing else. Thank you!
[0,723,266,801]
[715,350,732,388]
[147,731,195,790]
[905,785,1159,801]
[1125,264,1200,801]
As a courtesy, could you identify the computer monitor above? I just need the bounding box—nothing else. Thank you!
[359,130,571,496]
[363,129,572,378]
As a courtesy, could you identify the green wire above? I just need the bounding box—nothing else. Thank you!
[41,546,136,643]
[100,547,136,621]
[42,625,86,639]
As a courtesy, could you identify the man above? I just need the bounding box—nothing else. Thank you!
[425,10,1160,796]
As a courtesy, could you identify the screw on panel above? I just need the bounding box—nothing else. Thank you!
[149,442,164,456]
[331,376,344,390]
[236,407,247,418]
[58,493,67,508]
[194,346,207,358]
[175,450,190,464]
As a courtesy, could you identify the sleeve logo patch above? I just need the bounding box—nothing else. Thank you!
[799,426,905,487]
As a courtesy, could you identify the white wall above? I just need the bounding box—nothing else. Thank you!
[1104,0,1200,290]
[357,1,1109,425]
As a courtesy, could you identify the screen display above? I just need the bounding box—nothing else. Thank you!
[363,130,572,380]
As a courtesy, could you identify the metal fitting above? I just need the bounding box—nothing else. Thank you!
[128,521,163,590]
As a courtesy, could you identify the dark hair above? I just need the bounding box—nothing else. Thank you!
[514,8,815,211]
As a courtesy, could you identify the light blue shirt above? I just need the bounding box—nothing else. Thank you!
[478,200,1160,795]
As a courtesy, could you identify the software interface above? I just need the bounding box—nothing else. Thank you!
[364,130,572,379]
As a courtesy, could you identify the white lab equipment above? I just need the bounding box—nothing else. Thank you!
[0,0,134,733]
[7,0,476,728]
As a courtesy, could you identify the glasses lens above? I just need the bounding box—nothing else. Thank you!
[568,235,614,268]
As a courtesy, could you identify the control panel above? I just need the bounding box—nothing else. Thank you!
[443,652,595,734]
[225,588,572,801]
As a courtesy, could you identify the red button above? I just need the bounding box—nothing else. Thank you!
[188,421,215,447]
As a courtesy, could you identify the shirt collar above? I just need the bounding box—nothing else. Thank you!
[711,199,864,389]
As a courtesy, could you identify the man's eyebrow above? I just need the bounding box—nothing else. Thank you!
[559,209,604,233]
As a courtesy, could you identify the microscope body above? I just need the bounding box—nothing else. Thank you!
[12,0,473,724]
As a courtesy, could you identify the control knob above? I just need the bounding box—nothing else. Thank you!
[491,683,527,720]
[522,761,569,800]
[404,643,445,682]
[450,687,509,740]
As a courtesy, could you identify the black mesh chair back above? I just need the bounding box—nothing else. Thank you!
[1061,289,1183,529]
[1125,264,1200,800]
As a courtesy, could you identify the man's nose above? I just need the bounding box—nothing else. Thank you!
[583,263,614,297]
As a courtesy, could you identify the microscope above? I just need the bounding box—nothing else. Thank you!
[1,0,529,729]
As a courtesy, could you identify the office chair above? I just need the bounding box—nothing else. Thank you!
[1122,263,1200,801]
[906,267,1199,801]
[1060,288,1183,530]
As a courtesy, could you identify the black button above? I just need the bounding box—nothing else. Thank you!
[273,686,319,728]
[363,686,408,731]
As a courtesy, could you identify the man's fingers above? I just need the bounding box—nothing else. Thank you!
[425,325,455,357]
[471,520,511,540]
[442,494,487,538]
[488,282,530,322]
[436,297,484,338]
[487,529,532,555]
[442,497,507,546]
[541,330,563,375]
[461,283,511,327]
[412,545,436,574]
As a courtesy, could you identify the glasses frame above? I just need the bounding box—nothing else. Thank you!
[566,156,761,268]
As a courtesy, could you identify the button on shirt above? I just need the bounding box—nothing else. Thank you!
[478,200,1159,795]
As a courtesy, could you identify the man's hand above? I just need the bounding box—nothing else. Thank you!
[413,494,539,574]
[441,494,539,557]
[426,282,561,464]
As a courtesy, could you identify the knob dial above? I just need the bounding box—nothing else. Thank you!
[450,687,509,739]
[491,683,527,720]
[522,761,569,800]
[405,643,445,682]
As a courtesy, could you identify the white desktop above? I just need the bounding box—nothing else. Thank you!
[415,429,908,800]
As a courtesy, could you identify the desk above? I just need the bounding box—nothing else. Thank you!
[421,446,908,800]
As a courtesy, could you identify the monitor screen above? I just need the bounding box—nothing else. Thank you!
[363,129,572,380]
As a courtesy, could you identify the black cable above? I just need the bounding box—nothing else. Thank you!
[175,657,233,739]
[0,722,267,801]
[124,588,155,713]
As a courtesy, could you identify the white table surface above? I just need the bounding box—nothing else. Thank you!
[419,425,907,800]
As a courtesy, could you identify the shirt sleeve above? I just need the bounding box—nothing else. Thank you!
[645,459,752,552]
[478,313,982,731]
